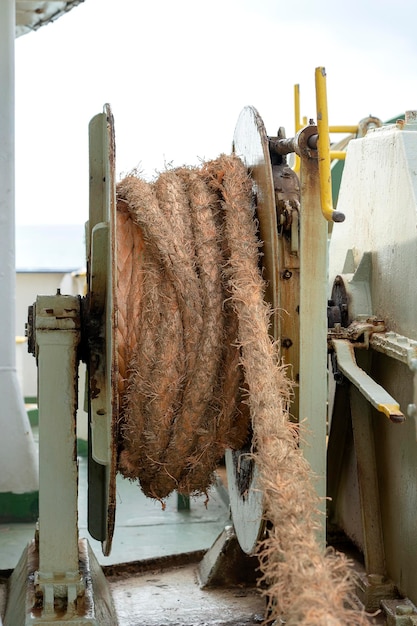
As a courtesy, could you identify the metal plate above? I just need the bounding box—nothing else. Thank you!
[227,106,280,554]
[86,103,118,556]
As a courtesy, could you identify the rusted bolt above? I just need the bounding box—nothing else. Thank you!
[282,338,293,349]
[282,269,292,280]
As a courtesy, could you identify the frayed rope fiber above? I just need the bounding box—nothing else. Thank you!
[116,154,368,625]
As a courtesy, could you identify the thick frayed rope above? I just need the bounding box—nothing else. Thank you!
[116,154,368,625]
[117,162,249,499]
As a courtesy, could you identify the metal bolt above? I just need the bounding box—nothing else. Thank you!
[282,338,293,349]
[282,269,292,280]
[396,604,413,616]
[407,404,417,418]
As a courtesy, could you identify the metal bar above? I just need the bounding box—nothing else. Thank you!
[299,133,328,548]
[333,339,404,422]
[330,150,346,160]
[350,384,387,575]
[36,295,82,595]
[293,84,302,172]
[315,67,345,223]
[0,0,38,496]
[269,135,298,156]
[294,84,302,133]
[329,125,358,134]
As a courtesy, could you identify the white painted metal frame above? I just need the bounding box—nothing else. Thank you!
[299,144,328,546]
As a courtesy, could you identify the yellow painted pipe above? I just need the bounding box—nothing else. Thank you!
[294,84,301,173]
[329,125,358,134]
[294,84,302,132]
[330,150,346,160]
[315,67,345,223]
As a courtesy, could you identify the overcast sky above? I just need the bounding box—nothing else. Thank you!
[15,0,417,225]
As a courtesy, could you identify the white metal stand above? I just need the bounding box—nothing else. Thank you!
[4,294,117,625]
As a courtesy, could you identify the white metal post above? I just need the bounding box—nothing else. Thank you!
[36,294,83,611]
[0,0,38,494]
[299,146,328,548]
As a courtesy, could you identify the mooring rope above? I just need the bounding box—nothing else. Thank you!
[115,154,368,625]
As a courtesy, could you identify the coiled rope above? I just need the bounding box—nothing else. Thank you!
[116,154,368,625]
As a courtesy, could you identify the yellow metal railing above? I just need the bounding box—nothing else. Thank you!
[293,67,358,221]
[315,67,341,222]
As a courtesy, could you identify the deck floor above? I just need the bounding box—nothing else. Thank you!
[0,426,268,624]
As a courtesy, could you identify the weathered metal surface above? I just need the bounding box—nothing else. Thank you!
[198,525,259,588]
[35,295,81,595]
[328,118,417,603]
[333,339,404,422]
[86,104,118,556]
[233,106,280,338]
[109,559,265,626]
[15,1,84,38]
[4,539,118,625]
[230,107,302,552]
[228,106,278,554]
[350,380,386,575]
[298,125,328,544]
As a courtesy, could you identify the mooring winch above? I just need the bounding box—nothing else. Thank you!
[5,67,417,626]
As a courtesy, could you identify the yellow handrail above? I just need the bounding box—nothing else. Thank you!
[315,67,345,222]
[329,150,346,161]
[329,125,358,134]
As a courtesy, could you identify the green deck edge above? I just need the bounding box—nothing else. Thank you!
[0,491,38,523]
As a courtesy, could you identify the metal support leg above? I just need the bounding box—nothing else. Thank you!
[299,141,328,547]
[5,294,118,624]
[35,294,84,609]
